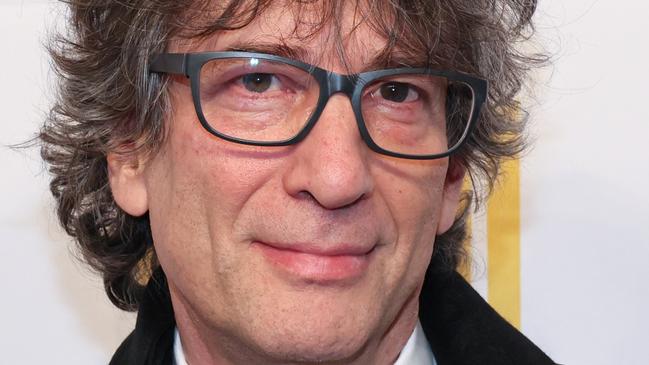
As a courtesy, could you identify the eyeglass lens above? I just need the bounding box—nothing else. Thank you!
[198,57,474,156]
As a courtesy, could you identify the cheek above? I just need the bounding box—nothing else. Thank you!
[375,160,447,239]
[144,102,282,294]
[155,89,280,232]
[372,161,447,287]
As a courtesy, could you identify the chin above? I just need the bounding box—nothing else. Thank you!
[252,330,369,364]
[239,303,375,364]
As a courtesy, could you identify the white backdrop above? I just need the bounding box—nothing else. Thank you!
[1,1,647,364]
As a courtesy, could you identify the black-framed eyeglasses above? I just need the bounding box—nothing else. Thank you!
[150,51,487,160]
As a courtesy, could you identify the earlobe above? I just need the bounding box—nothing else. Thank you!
[436,161,466,234]
[107,152,149,217]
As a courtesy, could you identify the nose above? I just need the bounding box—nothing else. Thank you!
[282,94,374,210]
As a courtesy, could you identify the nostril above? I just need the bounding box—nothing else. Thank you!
[297,188,367,211]
[283,153,373,211]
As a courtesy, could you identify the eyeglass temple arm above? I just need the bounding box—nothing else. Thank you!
[150,53,187,76]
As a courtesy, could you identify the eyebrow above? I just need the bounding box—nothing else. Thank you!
[221,40,427,73]
[223,40,313,64]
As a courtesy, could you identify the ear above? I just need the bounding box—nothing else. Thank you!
[107,151,149,217]
[436,160,466,234]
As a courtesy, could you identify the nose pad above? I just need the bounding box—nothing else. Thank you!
[282,93,373,210]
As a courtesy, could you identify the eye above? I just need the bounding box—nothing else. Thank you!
[241,73,276,93]
[378,82,419,103]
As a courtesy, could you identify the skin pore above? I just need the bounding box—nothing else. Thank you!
[107,2,465,364]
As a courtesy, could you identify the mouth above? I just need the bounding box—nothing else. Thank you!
[252,241,376,285]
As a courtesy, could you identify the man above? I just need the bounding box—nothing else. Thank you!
[40,0,555,364]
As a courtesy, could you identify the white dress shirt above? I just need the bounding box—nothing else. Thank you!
[173,321,436,365]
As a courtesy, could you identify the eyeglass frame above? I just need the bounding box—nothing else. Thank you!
[149,51,488,160]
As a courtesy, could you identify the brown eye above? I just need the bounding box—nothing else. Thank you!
[242,73,273,93]
[381,82,413,103]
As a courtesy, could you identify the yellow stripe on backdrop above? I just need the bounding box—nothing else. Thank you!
[458,178,473,281]
[486,158,521,329]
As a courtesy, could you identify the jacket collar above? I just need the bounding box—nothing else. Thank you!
[109,270,175,365]
[419,253,556,365]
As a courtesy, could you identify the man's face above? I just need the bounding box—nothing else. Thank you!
[110,2,463,363]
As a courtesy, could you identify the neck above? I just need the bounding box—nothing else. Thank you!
[168,282,422,365]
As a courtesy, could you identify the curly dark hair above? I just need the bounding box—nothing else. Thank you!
[40,0,544,311]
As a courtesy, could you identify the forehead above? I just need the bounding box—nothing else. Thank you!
[171,0,406,72]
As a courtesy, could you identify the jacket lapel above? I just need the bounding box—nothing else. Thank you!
[419,253,557,365]
[109,270,175,365]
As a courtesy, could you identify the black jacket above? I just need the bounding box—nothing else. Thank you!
[110,254,558,365]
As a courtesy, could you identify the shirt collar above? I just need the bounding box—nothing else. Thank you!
[173,328,187,365]
[394,320,437,365]
[173,320,435,365]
